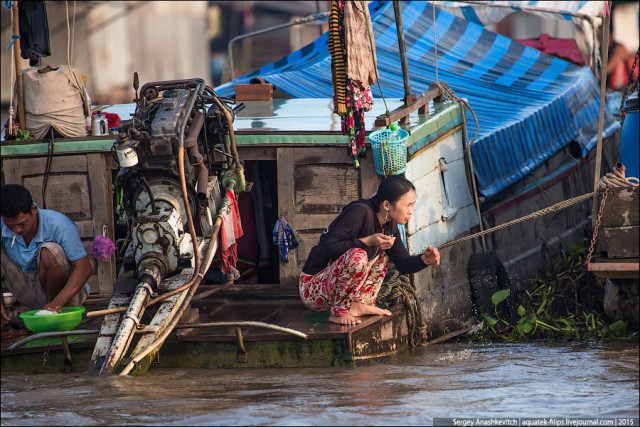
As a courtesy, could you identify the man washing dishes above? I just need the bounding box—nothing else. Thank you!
[1,184,92,322]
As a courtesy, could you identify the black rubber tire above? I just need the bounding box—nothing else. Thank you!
[467,250,515,323]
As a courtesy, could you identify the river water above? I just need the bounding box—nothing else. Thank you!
[1,341,638,426]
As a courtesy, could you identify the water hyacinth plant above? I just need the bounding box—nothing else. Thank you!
[471,238,633,342]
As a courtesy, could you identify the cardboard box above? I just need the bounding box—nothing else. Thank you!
[235,83,273,101]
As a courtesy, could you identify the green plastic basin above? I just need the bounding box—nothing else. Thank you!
[20,306,85,332]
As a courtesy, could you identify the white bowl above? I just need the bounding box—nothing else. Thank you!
[3,292,16,307]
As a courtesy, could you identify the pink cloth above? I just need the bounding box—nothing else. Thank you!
[219,189,243,278]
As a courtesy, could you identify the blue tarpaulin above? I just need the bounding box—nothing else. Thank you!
[215,1,619,199]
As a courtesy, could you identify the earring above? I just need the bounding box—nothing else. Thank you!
[384,209,389,221]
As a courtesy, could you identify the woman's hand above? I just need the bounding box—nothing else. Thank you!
[421,245,440,266]
[362,233,396,251]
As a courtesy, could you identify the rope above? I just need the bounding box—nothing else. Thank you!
[599,168,639,189]
[439,191,596,249]
[8,8,16,136]
[363,0,389,118]
[377,264,428,347]
[71,1,76,66]
[65,0,89,116]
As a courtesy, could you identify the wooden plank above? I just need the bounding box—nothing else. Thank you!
[296,230,323,264]
[75,221,96,237]
[87,153,116,296]
[237,146,277,160]
[588,261,640,279]
[2,159,21,185]
[294,148,356,165]
[15,155,89,176]
[276,147,298,288]
[374,84,444,127]
[294,213,339,230]
[294,164,359,214]
[358,154,381,199]
[22,174,92,220]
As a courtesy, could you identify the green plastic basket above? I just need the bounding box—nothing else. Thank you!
[20,306,85,332]
[369,128,409,176]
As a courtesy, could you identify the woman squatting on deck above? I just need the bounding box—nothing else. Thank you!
[299,175,440,326]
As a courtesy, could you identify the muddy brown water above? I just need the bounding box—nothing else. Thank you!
[1,341,638,425]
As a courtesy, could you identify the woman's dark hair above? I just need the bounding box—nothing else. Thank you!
[370,175,416,212]
[1,184,34,218]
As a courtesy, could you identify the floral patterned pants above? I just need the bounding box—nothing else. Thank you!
[299,248,389,317]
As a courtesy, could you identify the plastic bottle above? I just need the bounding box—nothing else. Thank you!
[389,123,399,141]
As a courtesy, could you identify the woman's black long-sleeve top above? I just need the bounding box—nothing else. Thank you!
[301,198,428,275]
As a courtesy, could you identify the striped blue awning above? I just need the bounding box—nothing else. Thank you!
[215,1,619,199]
[433,1,604,27]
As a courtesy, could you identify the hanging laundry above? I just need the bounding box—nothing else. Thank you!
[272,216,299,263]
[18,0,51,66]
[329,0,378,168]
[219,189,244,279]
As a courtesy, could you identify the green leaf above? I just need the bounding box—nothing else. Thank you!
[517,305,527,317]
[536,297,548,315]
[517,320,534,334]
[483,315,498,326]
[608,320,628,337]
[491,289,511,306]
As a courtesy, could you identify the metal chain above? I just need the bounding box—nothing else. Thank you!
[585,186,609,266]
[619,48,639,126]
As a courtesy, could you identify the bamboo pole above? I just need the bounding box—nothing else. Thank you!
[12,0,26,131]
[591,5,610,223]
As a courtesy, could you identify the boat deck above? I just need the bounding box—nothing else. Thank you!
[1,284,409,374]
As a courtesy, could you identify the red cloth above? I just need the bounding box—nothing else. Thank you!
[219,189,243,277]
[236,163,258,277]
[92,111,120,129]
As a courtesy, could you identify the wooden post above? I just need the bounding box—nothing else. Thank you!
[393,2,413,106]
[393,1,416,125]
[12,0,26,131]
[591,6,610,224]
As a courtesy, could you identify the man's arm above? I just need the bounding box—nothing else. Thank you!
[43,256,92,312]
[1,298,8,321]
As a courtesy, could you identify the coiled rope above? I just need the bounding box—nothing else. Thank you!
[377,264,428,347]
[599,167,639,189]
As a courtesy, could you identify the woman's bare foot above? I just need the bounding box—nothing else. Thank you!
[350,302,392,317]
[329,313,362,326]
